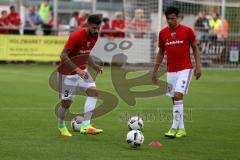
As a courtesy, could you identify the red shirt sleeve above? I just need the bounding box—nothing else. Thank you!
[188,28,196,44]
[158,31,164,48]
[65,31,80,53]
[111,20,116,29]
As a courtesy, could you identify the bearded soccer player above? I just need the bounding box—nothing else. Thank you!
[57,14,103,137]
[152,7,201,138]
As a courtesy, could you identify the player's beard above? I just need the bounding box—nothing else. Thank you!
[168,23,174,28]
[168,22,178,29]
[89,31,99,37]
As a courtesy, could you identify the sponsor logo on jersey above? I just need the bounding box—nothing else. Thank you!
[78,50,91,54]
[165,40,184,46]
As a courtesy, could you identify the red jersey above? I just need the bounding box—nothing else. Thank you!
[58,28,98,75]
[111,19,125,38]
[0,17,9,34]
[100,23,112,37]
[7,12,20,34]
[7,12,20,27]
[158,24,196,72]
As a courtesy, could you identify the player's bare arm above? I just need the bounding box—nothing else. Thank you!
[191,41,201,80]
[152,47,165,84]
[60,48,88,79]
[88,55,103,74]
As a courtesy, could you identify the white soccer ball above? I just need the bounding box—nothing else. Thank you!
[126,130,144,148]
[127,116,144,130]
[71,116,84,132]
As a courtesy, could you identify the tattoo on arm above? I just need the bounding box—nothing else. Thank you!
[60,48,78,69]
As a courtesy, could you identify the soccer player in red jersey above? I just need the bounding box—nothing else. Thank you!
[57,14,103,137]
[152,7,201,138]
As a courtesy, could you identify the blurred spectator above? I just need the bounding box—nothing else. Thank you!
[209,12,228,40]
[24,6,43,35]
[111,12,125,38]
[77,10,88,28]
[194,11,209,40]
[216,19,229,40]
[7,6,21,34]
[130,9,151,38]
[39,0,51,22]
[209,12,221,40]
[39,0,52,35]
[47,12,60,35]
[0,10,9,34]
[69,11,79,33]
[42,12,59,35]
[100,17,112,38]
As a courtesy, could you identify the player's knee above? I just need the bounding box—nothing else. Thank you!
[61,100,72,108]
[174,92,183,101]
[86,87,98,97]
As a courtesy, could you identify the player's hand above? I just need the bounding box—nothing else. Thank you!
[152,72,159,84]
[93,64,103,74]
[75,68,88,79]
[194,66,201,80]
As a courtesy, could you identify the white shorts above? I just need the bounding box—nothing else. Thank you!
[58,72,96,100]
[166,69,193,97]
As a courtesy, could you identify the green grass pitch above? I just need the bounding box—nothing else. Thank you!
[0,64,239,160]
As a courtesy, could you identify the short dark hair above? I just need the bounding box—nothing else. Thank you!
[165,7,180,17]
[72,11,79,17]
[102,17,109,23]
[88,14,102,25]
[10,6,15,10]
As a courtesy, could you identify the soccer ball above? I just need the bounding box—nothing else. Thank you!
[127,116,144,130]
[71,116,84,132]
[126,130,144,148]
